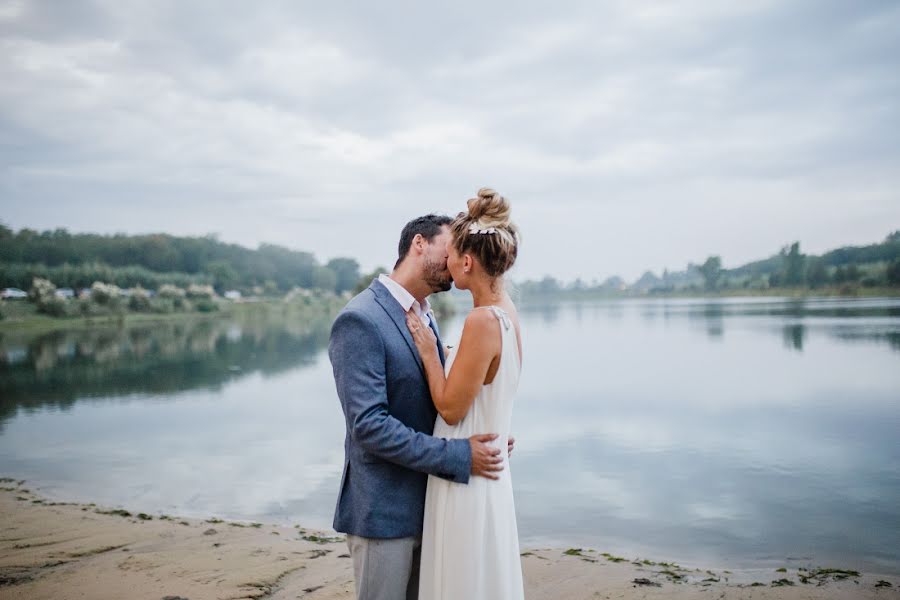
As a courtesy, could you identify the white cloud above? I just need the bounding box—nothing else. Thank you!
[1,1,898,280]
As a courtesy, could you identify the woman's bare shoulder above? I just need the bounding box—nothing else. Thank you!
[463,307,499,330]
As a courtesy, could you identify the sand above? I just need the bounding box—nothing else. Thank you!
[1,482,897,600]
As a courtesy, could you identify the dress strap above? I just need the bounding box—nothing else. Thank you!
[474,305,512,330]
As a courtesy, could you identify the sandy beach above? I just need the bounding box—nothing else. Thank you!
[1,482,896,600]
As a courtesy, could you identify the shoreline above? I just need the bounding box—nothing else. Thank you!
[0,296,344,334]
[2,482,897,599]
[512,288,900,303]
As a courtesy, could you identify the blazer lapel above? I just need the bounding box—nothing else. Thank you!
[428,315,446,367]
[371,280,426,377]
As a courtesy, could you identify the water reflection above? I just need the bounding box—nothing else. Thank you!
[782,324,805,351]
[0,314,330,429]
[1,297,899,574]
[517,297,900,351]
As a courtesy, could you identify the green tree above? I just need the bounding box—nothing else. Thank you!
[312,266,337,292]
[698,256,722,290]
[887,258,900,285]
[354,267,388,294]
[782,242,806,286]
[834,264,861,284]
[207,260,239,292]
[806,258,829,289]
[537,276,561,294]
[326,258,361,293]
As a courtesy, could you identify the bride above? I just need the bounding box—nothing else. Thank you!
[405,188,525,599]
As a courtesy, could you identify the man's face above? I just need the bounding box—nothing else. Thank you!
[422,226,453,293]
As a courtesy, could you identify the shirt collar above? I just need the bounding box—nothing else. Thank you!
[378,273,432,316]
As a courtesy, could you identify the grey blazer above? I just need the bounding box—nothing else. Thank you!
[329,279,472,538]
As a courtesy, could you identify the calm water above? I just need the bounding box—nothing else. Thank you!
[1,297,898,574]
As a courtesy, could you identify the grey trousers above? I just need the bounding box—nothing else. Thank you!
[346,534,422,600]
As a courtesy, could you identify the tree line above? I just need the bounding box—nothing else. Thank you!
[0,224,361,294]
[518,231,900,297]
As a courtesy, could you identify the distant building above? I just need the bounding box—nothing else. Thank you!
[55,288,75,299]
[224,290,242,301]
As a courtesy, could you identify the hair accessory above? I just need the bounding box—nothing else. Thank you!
[468,222,497,235]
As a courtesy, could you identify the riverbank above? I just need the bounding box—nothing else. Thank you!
[515,286,900,303]
[0,296,345,335]
[1,483,896,600]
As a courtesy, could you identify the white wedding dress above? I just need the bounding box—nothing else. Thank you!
[419,306,525,600]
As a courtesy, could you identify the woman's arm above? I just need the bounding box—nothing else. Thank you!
[406,309,500,425]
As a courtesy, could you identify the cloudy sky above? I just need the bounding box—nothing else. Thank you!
[1,0,898,282]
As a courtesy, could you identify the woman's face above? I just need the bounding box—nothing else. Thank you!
[446,240,468,289]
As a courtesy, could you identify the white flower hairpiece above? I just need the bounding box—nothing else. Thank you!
[468,222,497,235]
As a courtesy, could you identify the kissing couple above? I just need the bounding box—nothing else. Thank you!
[329,188,525,599]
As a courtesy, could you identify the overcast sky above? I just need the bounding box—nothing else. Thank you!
[1,0,898,282]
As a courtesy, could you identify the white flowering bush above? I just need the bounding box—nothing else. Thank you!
[158,284,186,299]
[29,277,70,316]
[186,284,215,299]
[90,281,121,305]
[128,287,152,312]
[28,277,57,304]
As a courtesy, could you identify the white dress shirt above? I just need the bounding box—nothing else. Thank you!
[378,273,433,328]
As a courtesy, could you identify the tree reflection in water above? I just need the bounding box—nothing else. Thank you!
[0,312,333,429]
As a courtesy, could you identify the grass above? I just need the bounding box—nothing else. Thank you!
[67,544,127,558]
[797,567,862,585]
[0,296,345,334]
[94,508,132,518]
[300,534,344,544]
[600,552,627,563]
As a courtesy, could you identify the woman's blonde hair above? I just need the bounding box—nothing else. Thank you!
[449,187,519,277]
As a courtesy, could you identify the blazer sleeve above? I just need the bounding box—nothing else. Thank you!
[329,309,471,483]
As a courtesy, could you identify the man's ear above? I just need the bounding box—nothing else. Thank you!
[412,233,426,254]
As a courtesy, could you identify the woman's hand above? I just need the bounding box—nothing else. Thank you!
[406,309,438,359]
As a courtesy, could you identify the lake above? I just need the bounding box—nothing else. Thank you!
[1,296,898,574]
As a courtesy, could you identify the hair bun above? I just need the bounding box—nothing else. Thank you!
[466,187,511,227]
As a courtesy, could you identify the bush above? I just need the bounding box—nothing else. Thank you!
[76,297,117,317]
[40,295,70,317]
[28,277,57,304]
[90,281,121,306]
[128,287,152,312]
[861,276,881,288]
[186,284,215,299]
[0,261,212,291]
[149,297,175,314]
[28,277,72,316]
[158,284,185,299]
[193,298,219,313]
[888,258,900,285]
[158,284,187,309]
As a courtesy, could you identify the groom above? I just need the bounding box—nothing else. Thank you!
[329,214,508,600]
